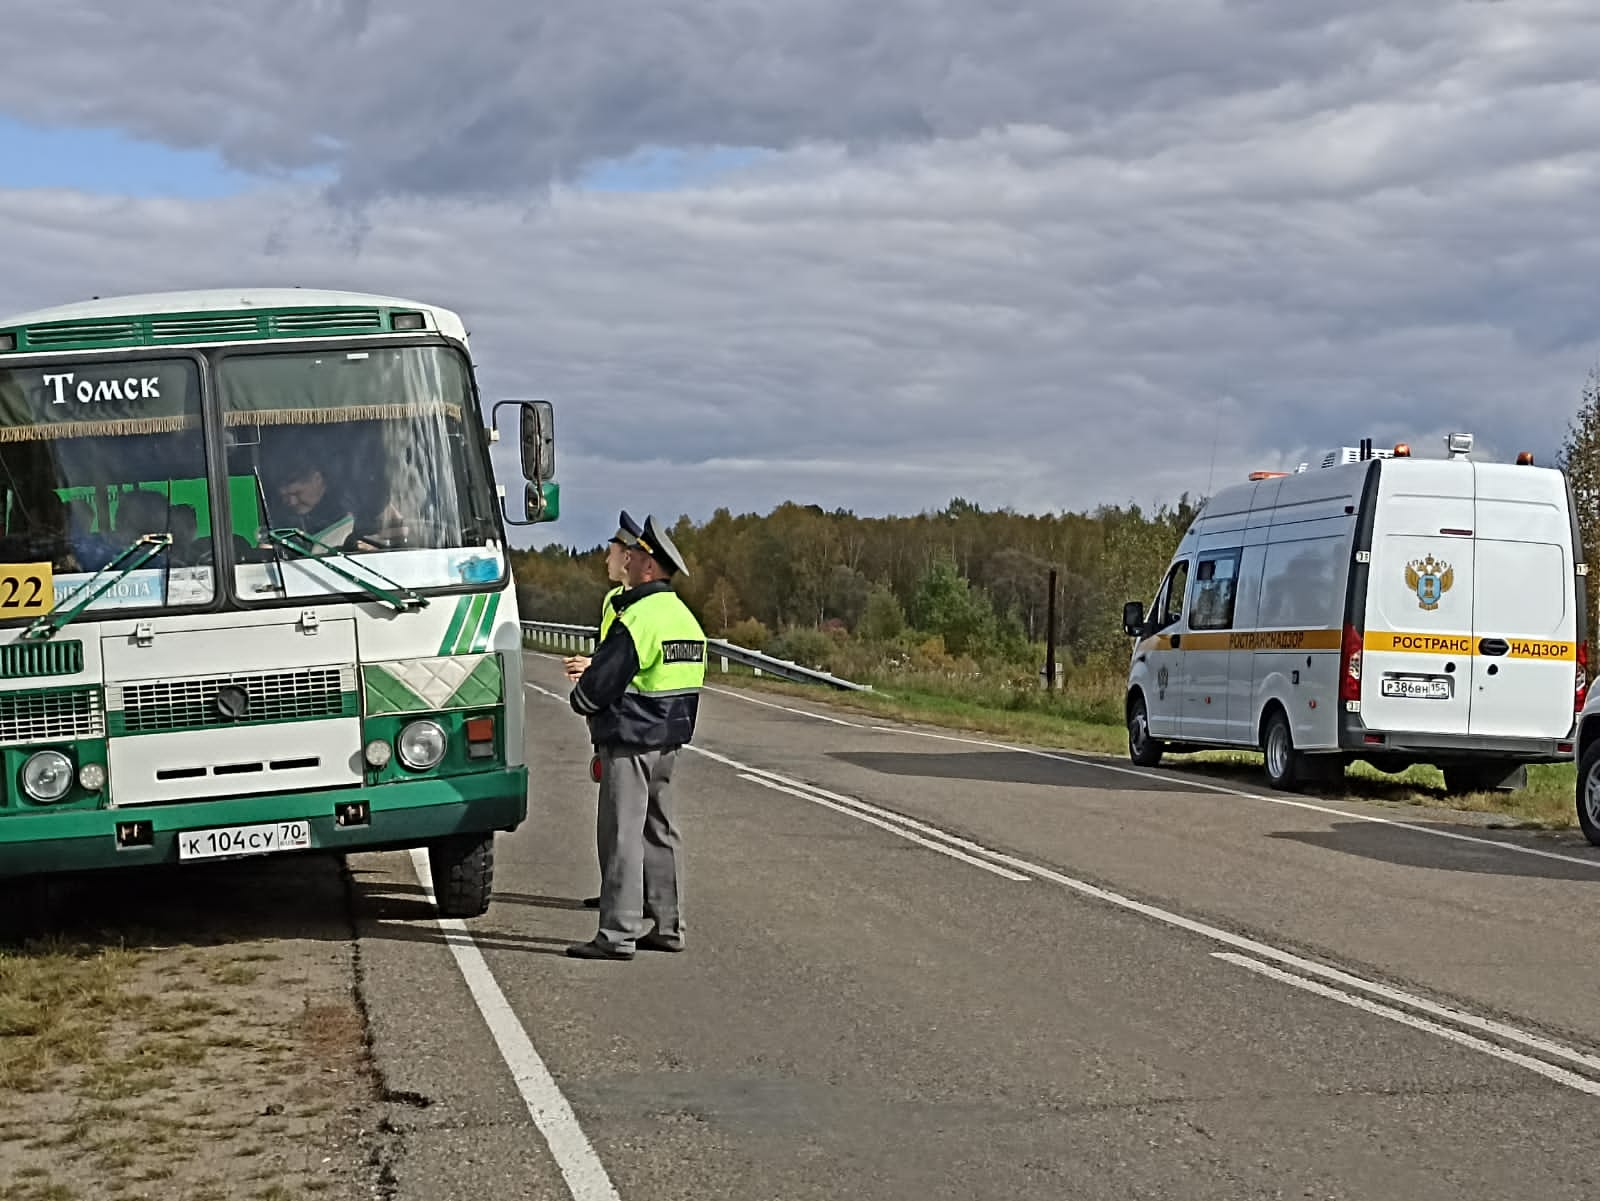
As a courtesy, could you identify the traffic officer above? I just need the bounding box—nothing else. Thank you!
[564,509,644,910]
[566,515,706,960]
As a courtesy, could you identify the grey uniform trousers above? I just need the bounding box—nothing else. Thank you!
[596,745,684,951]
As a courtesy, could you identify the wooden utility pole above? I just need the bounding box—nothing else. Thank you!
[1045,568,1058,691]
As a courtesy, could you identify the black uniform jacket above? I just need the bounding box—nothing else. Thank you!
[569,581,701,750]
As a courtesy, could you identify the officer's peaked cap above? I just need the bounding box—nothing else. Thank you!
[609,509,643,547]
[637,515,689,577]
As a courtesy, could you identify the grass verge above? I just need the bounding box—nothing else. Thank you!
[0,861,380,1200]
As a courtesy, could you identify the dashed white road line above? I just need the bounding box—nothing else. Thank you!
[876,723,1600,874]
[687,674,1600,875]
[408,849,621,1201]
[1214,953,1600,1098]
[735,771,1030,881]
[681,739,1600,1091]
[525,676,1600,1092]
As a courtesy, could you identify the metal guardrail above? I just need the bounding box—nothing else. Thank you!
[521,621,872,692]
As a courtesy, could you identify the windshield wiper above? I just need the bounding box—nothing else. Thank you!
[259,527,427,613]
[23,534,172,642]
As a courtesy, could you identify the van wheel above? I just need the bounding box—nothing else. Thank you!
[1261,711,1301,791]
[428,832,495,918]
[1127,695,1164,767]
[1577,744,1600,847]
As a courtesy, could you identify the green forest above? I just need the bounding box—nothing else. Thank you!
[511,495,1199,717]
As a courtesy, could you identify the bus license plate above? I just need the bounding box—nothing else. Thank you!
[1382,677,1451,700]
[177,820,312,862]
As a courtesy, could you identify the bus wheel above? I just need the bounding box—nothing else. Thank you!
[1261,710,1301,792]
[1577,743,1600,847]
[428,833,495,918]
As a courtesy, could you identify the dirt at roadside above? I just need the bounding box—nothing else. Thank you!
[0,856,392,1201]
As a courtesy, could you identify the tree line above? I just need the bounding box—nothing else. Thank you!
[511,495,1198,680]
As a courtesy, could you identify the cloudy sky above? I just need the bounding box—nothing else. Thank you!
[3,1,1598,549]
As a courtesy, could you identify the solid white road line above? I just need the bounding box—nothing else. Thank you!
[525,679,1600,1084]
[736,772,1031,881]
[1214,953,1600,1098]
[703,684,867,727]
[407,850,622,1201]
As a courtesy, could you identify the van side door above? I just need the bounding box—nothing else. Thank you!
[1141,558,1191,740]
[1185,549,1242,744]
[1361,463,1475,737]
[1469,466,1580,739]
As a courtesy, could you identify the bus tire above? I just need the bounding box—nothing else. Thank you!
[428,832,495,918]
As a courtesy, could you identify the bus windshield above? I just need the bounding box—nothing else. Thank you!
[0,356,215,618]
[220,345,504,602]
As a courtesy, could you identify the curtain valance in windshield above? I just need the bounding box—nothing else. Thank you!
[219,349,467,427]
[0,360,199,442]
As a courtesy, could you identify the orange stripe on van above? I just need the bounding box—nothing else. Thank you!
[1503,639,1577,661]
[1365,631,1577,661]
[1139,629,1342,652]
[1365,631,1474,655]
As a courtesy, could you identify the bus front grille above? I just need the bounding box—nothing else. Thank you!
[0,688,105,745]
[109,667,358,735]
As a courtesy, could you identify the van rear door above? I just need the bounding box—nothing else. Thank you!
[1360,462,1475,736]
[1466,464,1578,739]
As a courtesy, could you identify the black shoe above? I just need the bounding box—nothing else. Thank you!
[582,896,600,909]
[565,937,633,960]
[637,932,685,953]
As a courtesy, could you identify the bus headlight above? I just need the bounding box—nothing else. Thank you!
[78,763,106,792]
[397,720,447,770]
[364,739,393,769]
[23,751,74,802]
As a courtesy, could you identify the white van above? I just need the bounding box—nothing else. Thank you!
[1122,433,1585,793]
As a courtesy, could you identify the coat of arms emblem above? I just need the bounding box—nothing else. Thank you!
[1405,555,1454,611]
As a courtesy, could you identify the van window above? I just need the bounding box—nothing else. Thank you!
[1190,550,1242,630]
[1158,560,1190,629]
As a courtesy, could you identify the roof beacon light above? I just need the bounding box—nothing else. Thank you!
[1517,451,1535,466]
[1446,432,1474,459]
[1249,471,1288,481]
[1393,442,1412,457]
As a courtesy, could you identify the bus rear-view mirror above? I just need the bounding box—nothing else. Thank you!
[520,401,555,482]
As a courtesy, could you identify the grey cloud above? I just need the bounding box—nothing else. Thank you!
[1,96,1595,552]
[7,2,1593,201]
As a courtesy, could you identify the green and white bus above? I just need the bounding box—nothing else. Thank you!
[0,288,556,916]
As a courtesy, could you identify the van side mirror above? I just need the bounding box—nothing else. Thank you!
[1123,601,1146,637]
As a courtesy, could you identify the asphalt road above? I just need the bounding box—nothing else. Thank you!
[349,656,1600,1200]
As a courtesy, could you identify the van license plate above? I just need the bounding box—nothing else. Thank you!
[177,821,312,862]
[1382,677,1450,700]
